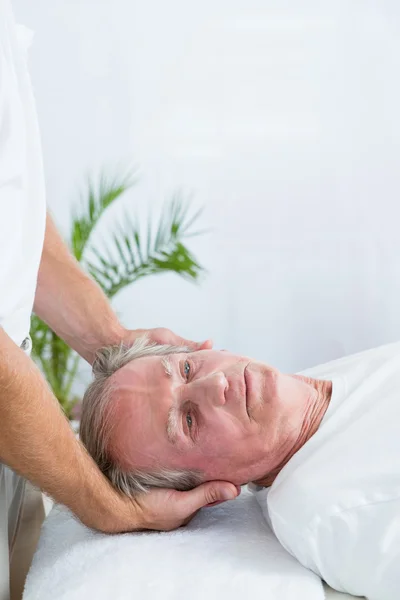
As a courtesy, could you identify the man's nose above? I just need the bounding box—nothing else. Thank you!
[192,371,228,407]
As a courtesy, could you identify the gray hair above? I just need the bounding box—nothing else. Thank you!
[80,336,204,497]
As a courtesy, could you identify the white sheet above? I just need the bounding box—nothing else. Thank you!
[324,585,361,600]
[24,487,330,600]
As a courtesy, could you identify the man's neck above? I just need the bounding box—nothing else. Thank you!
[254,376,332,488]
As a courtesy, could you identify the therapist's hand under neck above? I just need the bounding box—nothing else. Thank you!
[97,480,240,533]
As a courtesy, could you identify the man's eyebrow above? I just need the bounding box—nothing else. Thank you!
[161,356,172,377]
[166,404,179,446]
[162,355,179,445]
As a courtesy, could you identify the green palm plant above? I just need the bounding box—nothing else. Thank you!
[30,171,205,419]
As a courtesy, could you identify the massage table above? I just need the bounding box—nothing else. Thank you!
[24,487,362,599]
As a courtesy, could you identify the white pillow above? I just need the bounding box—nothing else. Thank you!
[24,488,325,600]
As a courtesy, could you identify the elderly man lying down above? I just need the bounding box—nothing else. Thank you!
[80,337,400,600]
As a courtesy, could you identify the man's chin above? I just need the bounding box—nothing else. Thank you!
[251,466,280,488]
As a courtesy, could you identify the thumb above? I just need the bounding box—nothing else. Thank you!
[178,482,239,515]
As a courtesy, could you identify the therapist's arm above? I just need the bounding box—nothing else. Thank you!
[33,212,122,363]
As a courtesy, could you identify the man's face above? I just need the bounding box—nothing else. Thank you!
[108,350,312,485]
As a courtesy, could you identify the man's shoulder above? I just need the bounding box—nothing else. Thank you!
[266,472,400,592]
[297,339,400,379]
[306,493,400,596]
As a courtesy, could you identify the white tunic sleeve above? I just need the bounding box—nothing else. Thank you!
[0,0,46,346]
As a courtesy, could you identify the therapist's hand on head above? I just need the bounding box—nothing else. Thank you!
[121,327,213,352]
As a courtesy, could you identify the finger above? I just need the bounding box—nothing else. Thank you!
[197,339,213,350]
[177,482,238,516]
[176,338,213,350]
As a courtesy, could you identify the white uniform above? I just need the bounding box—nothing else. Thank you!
[0,2,46,598]
[0,0,46,348]
[251,341,400,600]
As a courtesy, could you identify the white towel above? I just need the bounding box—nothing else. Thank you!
[24,487,325,600]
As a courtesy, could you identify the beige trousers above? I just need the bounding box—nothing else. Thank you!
[0,464,44,600]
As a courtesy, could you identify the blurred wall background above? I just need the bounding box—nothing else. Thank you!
[13,0,400,376]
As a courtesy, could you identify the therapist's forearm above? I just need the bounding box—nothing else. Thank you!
[34,213,124,364]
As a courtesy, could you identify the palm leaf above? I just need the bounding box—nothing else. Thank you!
[87,197,205,298]
[71,169,136,261]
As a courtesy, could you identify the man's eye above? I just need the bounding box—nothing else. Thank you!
[186,412,193,429]
[184,360,191,379]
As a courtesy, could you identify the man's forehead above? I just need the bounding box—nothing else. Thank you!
[109,355,174,430]
[112,354,168,385]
